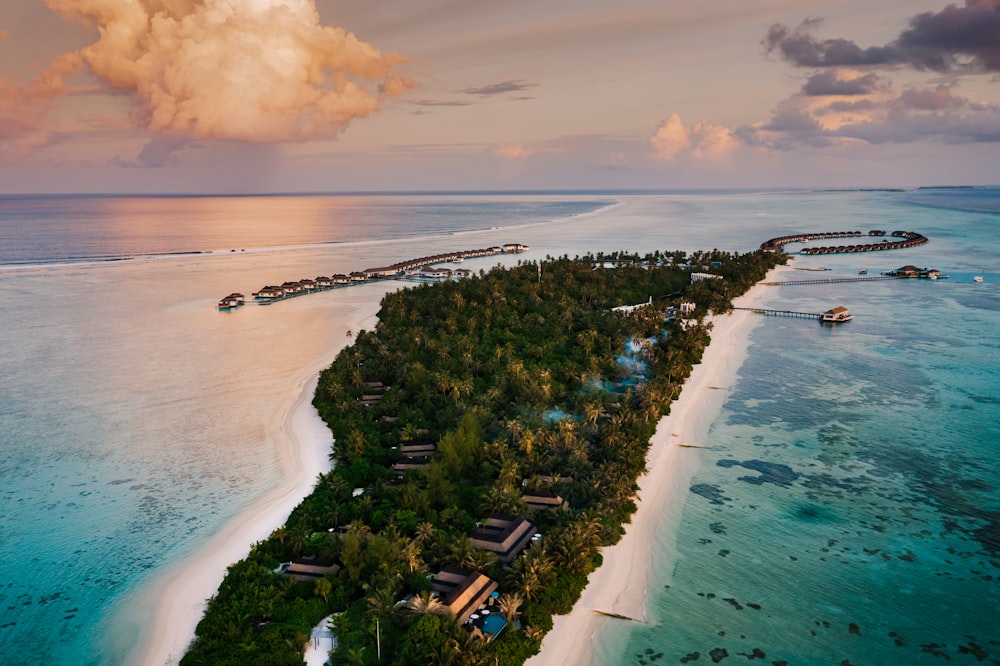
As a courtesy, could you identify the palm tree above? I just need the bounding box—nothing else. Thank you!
[401,542,424,574]
[497,591,524,623]
[507,547,553,601]
[343,647,366,666]
[314,577,332,604]
[414,521,435,544]
[288,523,310,556]
[462,548,499,574]
[270,526,288,546]
[404,590,447,615]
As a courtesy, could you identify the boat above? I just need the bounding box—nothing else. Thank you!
[974,275,984,283]
[858,269,868,275]
[820,306,854,324]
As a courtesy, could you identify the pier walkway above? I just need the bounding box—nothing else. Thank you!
[762,275,900,286]
[734,307,823,319]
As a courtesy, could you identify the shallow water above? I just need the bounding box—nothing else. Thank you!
[609,191,1000,665]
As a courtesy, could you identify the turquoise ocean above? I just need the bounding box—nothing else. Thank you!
[0,190,996,665]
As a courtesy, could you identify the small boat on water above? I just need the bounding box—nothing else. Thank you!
[858,269,868,275]
[974,275,984,283]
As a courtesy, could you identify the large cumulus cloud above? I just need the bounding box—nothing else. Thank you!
[10,0,416,147]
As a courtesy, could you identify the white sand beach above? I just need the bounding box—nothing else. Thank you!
[527,264,790,666]
[135,305,382,666]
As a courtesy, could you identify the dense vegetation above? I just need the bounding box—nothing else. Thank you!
[181,249,784,666]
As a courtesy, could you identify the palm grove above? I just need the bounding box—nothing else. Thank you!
[182,248,784,665]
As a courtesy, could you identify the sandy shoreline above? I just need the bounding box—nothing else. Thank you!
[136,307,381,666]
[526,264,790,666]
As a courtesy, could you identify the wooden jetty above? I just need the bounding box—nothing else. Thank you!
[734,307,824,319]
[761,275,899,286]
[760,230,928,255]
[735,306,854,323]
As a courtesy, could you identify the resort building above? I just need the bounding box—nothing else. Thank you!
[470,515,537,563]
[523,490,568,511]
[393,439,435,474]
[399,441,436,458]
[420,267,452,279]
[820,306,854,323]
[283,556,341,582]
[690,272,722,283]
[253,286,285,299]
[679,302,696,316]
[431,567,499,624]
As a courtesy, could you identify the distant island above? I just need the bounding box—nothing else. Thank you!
[181,248,785,666]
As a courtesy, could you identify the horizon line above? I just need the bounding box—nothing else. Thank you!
[0,185,993,199]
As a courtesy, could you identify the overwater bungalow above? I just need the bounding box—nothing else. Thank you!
[217,294,243,309]
[820,306,854,323]
[253,285,284,299]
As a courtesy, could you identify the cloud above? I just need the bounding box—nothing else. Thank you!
[110,134,190,168]
[649,114,691,160]
[802,71,885,96]
[494,142,567,160]
[763,19,902,68]
[1,52,83,156]
[408,98,474,107]
[461,80,538,96]
[735,83,1000,150]
[649,114,736,161]
[20,0,416,145]
[897,0,1000,71]
[765,1,1000,73]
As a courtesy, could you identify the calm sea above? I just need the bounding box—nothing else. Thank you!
[0,190,996,665]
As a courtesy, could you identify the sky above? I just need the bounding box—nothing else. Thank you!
[0,0,998,193]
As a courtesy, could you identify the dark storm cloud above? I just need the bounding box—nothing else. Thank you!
[765,1,1000,72]
[460,80,538,96]
[897,0,1000,71]
[763,109,822,132]
[110,135,189,168]
[762,20,902,68]
[802,71,884,96]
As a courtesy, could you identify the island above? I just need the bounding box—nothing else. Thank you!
[181,247,785,666]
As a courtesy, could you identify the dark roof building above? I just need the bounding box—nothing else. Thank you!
[431,567,499,624]
[470,515,537,563]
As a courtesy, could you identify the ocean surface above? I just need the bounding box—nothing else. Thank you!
[0,190,996,665]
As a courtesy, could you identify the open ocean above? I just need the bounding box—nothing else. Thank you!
[0,190,997,665]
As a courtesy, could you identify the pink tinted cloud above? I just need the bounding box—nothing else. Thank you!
[10,0,416,148]
[649,114,736,161]
[494,142,568,160]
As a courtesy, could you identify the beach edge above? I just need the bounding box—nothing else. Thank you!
[526,263,790,666]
